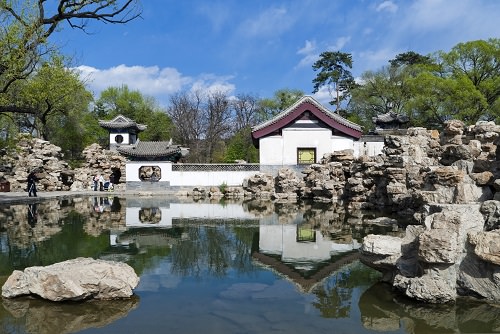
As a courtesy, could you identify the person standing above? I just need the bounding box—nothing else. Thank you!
[27,170,38,197]
[99,174,105,191]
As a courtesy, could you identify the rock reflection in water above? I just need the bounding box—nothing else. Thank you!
[1,296,139,334]
[359,283,500,333]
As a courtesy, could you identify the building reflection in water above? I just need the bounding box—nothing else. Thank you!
[2,197,500,333]
[114,197,364,294]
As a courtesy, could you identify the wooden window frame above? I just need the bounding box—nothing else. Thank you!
[297,147,316,165]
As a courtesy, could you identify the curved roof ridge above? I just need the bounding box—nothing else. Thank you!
[251,96,362,141]
[252,95,361,132]
[98,114,147,131]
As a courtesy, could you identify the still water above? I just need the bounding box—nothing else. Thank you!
[1,196,499,334]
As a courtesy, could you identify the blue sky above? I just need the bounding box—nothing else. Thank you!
[53,0,500,106]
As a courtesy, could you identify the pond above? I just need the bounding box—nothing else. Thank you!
[1,196,499,334]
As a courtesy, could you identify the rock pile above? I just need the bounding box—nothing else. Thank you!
[71,143,126,191]
[360,202,500,303]
[0,134,71,191]
[238,119,500,304]
[241,120,500,216]
[0,136,126,192]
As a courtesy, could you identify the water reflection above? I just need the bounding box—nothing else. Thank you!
[360,283,500,333]
[1,197,499,333]
[1,296,139,334]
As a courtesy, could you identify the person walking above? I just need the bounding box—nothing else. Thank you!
[27,170,38,197]
[93,174,99,191]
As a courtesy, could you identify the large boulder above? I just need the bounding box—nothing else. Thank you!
[360,204,500,304]
[2,257,139,301]
[243,172,274,198]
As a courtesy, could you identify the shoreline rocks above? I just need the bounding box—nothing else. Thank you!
[2,257,139,301]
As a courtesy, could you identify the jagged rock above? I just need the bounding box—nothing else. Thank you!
[468,230,500,265]
[470,171,494,186]
[224,186,245,198]
[393,272,456,303]
[321,149,354,164]
[361,204,500,304]
[242,173,275,198]
[480,200,500,231]
[2,258,139,301]
[275,167,303,195]
[440,145,473,165]
[0,136,126,192]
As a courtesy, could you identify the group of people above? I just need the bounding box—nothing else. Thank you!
[93,174,113,191]
[93,168,121,191]
[25,167,122,196]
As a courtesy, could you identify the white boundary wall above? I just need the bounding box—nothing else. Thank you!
[125,162,259,187]
[124,136,385,188]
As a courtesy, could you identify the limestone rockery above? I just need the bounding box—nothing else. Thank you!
[241,119,500,304]
[0,135,126,192]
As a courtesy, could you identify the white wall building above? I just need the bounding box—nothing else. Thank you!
[252,95,382,165]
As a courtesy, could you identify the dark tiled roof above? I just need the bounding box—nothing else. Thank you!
[373,112,409,124]
[252,95,363,140]
[98,114,147,131]
[117,141,181,158]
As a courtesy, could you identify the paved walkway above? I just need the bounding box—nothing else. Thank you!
[0,189,180,205]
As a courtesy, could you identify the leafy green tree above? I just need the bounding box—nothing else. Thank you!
[439,39,500,122]
[224,127,259,163]
[0,0,141,116]
[94,85,174,142]
[312,51,356,110]
[348,40,500,131]
[348,65,416,131]
[389,51,433,67]
[404,39,500,127]
[17,57,93,140]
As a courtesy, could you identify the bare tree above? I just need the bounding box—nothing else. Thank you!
[204,91,231,162]
[167,91,233,163]
[231,93,259,133]
[168,91,205,162]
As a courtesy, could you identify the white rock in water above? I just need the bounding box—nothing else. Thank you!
[2,257,139,301]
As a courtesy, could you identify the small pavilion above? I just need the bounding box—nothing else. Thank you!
[99,115,189,187]
[98,114,147,151]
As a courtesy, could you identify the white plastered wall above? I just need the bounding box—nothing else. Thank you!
[109,132,131,145]
[259,128,356,165]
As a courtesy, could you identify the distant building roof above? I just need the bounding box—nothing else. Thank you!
[372,111,409,130]
[98,114,147,132]
[117,140,183,161]
[251,95,363,141]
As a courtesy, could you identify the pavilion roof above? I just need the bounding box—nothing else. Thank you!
[98,114,147,131]
[117,140,181,160]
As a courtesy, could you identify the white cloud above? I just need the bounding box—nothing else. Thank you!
[297,40,316,56]
[239,6,295,38]
[295,36,352,69]
[356,48,397,73]
[296,40,318,68]
[312,86,334,106]
[196,2,230,32]
[190,74,236,95]
[376,1,398,13]
[74,64,236,106]
[75,64,190,96]
[327,36,351,52]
